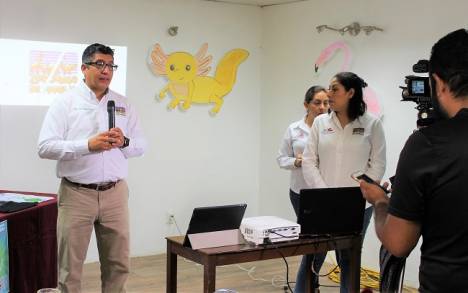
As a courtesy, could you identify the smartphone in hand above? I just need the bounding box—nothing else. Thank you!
[351,171,390,194]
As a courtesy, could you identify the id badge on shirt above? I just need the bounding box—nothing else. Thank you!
[353,127,364,135]
[116,106,126,116]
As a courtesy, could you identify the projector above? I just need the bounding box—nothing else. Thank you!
[240,216,300,245]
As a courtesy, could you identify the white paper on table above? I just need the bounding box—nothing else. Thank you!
[0,193,54,203]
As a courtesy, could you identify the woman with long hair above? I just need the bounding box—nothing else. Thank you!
[302,72,386,293]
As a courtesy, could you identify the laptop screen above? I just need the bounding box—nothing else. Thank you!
[298,187,365,236]
[183,203,247,247]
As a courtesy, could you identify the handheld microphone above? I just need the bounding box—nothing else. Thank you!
[107,100,115,130]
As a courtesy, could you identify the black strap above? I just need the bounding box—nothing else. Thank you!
[379,245,406,292]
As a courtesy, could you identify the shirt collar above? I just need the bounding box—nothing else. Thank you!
[329,111,363,129]
[294,115,311,132]
[329,111,342,129]
[78,80,110,103]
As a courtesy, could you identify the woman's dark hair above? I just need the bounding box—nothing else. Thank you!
[82,43,114,64]
[304,85,327,103]
[333,72,367,120]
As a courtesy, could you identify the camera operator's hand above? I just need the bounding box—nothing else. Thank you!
[360,180,389,206]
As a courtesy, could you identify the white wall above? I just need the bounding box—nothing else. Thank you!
[259,0,467,286]
[0,0,262,261]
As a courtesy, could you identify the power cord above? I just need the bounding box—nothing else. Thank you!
[268,230,301,239]
[269,232,342,291]
[169,215,203,266]
[235,264,290,289]
[310,252,340,278]
[326,258,416,291]
[268,230,340,292]
[264,237,293,293]
[210,225,416,292]
[170,215,183,236]
[169,215,292,289]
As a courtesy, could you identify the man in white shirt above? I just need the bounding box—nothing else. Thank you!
[38,43,146,293]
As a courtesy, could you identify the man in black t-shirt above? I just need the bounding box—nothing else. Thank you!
[360,28,468,292]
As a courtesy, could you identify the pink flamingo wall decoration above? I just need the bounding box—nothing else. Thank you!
[314,41,383,117]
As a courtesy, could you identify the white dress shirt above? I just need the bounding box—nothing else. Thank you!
[277,116,312,194]
[38,81,147,184]
[302,111,386,196]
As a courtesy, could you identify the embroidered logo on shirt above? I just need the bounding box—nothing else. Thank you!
[116,106,126,116]
[322,127,335,134]
[353,127,364,135]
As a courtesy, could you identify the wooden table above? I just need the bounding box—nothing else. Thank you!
[166,234,362,293]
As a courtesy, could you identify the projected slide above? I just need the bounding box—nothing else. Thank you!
[0,39,127,106]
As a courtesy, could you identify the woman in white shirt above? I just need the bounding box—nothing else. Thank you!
[302,72,386,293]
[277,85,329,292]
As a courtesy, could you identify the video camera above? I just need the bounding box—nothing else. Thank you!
[400,60,436,127]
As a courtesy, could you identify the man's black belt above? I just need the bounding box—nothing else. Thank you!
[64,178,117,191]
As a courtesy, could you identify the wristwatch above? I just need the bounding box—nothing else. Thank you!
[121,136,130,148]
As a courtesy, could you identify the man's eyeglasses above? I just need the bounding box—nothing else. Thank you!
[85,61,118,72]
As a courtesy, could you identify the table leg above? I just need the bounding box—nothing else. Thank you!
[348,235,362,293]
[204,256,216,293]
[167,241,177,293]
[305,256,313,293]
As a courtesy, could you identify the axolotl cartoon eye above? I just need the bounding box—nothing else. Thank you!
[170,64,175,71]
[185,65,191,71]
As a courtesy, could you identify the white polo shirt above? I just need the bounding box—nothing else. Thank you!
[277,117,312,194]
[38,81,147,184]
[302,111,386,192]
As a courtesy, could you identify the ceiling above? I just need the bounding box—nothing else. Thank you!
[202,0,308,7]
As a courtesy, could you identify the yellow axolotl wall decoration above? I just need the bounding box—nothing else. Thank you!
[151,43,249,114]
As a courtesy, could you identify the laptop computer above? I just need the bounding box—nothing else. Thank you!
[298,187,365,236]
[183,203,247,248]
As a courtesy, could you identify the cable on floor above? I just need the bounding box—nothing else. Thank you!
[326,262,417,292]
[236,264,289,288]
[170,215,291,289]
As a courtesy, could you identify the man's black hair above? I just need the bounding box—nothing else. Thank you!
[333,71,368,120]
[429,28,468,98]
[82,43,114,64]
